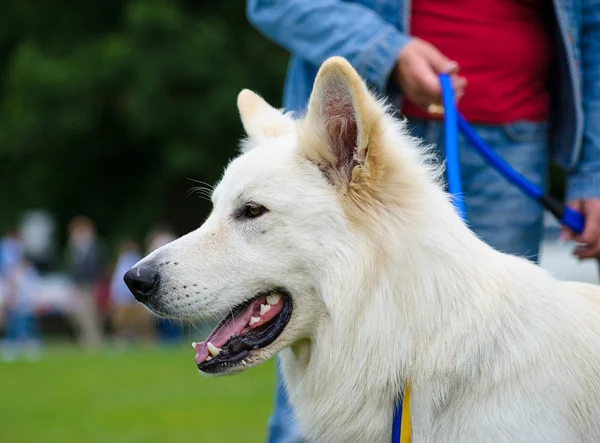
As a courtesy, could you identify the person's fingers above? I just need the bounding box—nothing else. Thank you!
[574,238,600,259]
[420,70,443,102]
[574,200,600,246]
[417,44,457,102]
[423,53,465,104]
[566,200,584,212]
[403,56,441,108]
[396,39,462,108]
[563,199,600,260]
[451,75,468,102]
[419,58,445,99]
[419,73,467,111]
[560,200,584,242]
[451,75,467,90]
[558,227,571,244]
[423,43,455,74]
[421,71,466,103]
[443,60,460,75]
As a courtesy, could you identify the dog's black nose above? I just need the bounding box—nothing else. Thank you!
[124,266,159,303]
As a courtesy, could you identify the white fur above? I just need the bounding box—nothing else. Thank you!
[134,57,600,442]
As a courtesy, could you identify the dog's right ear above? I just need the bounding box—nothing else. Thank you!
[237,89,295,146]
[299,57,384,188]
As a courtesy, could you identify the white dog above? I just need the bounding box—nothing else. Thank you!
[124,57,600,443]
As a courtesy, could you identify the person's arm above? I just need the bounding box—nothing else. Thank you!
[247,0,467,110]
[247,0,410,93]
[564,0,600,260]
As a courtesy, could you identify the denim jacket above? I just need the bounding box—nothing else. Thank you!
[248,0,600,200]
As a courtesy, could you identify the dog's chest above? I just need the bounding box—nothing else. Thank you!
[279,345,400,442]
[293,394,392,443]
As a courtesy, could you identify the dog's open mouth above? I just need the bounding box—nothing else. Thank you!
[194,291,292,374]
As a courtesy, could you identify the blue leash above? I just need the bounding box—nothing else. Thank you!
[391,74,586,443]
[439,73,585,234]
[440,74,467,219]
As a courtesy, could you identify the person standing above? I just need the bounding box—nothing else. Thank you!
[67,216,104,349]
[1,256,42,361]
[246,1,600,441]
[0,228,24,276]
[0,229,25,348]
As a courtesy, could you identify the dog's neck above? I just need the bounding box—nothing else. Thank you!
[280,187,537,441]
[336,192,500,366]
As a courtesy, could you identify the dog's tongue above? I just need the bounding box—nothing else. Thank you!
[194,294,285,364]
[194,300,258,363]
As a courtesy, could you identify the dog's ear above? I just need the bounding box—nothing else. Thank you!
[300,56,382,187]
[237,89,295,144]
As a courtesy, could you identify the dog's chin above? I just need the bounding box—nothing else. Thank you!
[142,303,176,318]
[193,290,293,376]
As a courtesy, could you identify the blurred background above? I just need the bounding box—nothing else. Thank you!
[0,1,288,442]
[0,0,288,242]
[0,1,597,443]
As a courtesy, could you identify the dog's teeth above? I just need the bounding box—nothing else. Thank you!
[266,293,281,305]
[260,304,271,315]
[241,360,247,366]
[191,342,196,349]
[207,342,221,357]
[206,356,213,361]
[249,316,260,326]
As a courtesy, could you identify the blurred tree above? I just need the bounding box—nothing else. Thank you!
[0,0,288,250]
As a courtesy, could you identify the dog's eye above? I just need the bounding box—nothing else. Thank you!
[243,203,268,219]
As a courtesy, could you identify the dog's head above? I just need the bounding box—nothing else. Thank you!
[124,57,431,375]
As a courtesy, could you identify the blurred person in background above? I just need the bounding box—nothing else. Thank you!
[67,216,104,349]
[0,228,24,276]
[110,240,154,346]
[20,210,56,273]
[95,265,113,333]
[146,225,182,343]
[1,256,42,362]
[247,0,600,441]
[0,228,24,345]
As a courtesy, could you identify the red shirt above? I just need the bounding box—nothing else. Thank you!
[402,0,553,123]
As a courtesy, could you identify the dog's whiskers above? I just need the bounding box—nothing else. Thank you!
[187,178,215,190]
[187,186,213,197]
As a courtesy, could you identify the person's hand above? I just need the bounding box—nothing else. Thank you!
[559,198,600,263]
[394,38,467,111]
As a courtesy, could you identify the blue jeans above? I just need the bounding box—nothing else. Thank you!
[267,119,549,442]
[267,360,306,443]
[3,309,42,348]
[410,119,549,262]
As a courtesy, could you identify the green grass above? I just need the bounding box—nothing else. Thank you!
[0,345,276,443]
